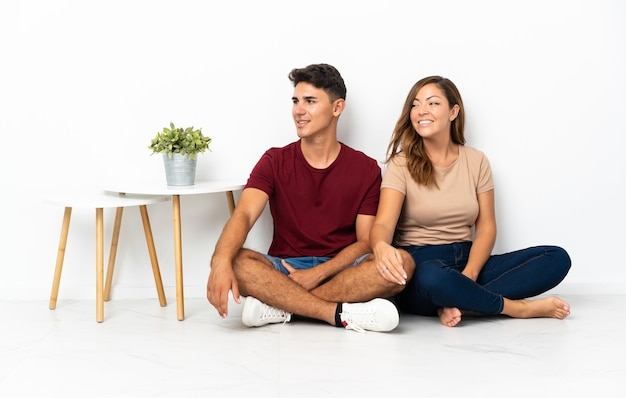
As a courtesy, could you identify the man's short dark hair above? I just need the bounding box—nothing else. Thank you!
[288,63,346,101]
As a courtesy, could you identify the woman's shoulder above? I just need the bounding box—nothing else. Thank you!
[388,151,407,166]
[460,145,489,162]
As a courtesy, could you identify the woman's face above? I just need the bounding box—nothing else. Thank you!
[410,83,459,140]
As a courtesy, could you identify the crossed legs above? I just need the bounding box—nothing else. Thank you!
[232,248,415,326]
[398,244,571,327]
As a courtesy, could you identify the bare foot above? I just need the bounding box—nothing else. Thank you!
[503,296,570,319]
[438,307,462,327]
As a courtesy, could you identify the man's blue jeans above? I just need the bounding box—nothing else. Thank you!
[395,242,571,316]
[263,254,370,275]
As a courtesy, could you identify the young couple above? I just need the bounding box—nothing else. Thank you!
[206,64,571,332]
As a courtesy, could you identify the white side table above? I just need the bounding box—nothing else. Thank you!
[105,180,246,320]
[45,190,170,322]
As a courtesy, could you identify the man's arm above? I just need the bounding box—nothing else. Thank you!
[206,187,269,318]
[284,213,375,290]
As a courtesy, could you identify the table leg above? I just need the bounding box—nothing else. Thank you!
[225,191,236,216]
[104,207,124,301]
[49,207,72,310]
[172,195,184,320]
[139,204,167,307]
[96,207,104,323]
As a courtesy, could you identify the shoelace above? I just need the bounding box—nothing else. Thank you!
[261,304,291,324]
[341,308,378,333]
[342,320,366,333]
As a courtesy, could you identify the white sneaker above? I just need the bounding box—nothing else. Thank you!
[241,296,292,327]
[340,298,399,333]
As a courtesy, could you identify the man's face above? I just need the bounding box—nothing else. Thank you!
[291,82,341,140]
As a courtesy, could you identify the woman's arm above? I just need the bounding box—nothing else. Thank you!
[463,189,497,281]
[370,187,408,283]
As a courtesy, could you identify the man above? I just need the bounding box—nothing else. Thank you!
[206,63,414,332]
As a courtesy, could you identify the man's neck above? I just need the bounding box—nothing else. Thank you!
[300,138,341,169]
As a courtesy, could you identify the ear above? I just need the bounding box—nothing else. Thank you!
[449,104,460,121]
[333,98,345,117]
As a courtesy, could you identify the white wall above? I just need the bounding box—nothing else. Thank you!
[1,0,624,301]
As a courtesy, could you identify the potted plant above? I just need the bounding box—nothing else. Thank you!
[149,122,212,186]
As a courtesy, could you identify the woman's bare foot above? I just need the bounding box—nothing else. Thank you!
[502,296,570,319]
[438,307,462,327]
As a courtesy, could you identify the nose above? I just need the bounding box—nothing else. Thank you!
[416,104,429,115]
[293,102,305,115]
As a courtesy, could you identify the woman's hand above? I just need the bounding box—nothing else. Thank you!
[373,242,407,285]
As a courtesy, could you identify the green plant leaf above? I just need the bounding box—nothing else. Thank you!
[149,122,212,156]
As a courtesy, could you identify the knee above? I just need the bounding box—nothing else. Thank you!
[546,246,572,275]
[533,246,572,285]
[398,249,416,279]
[414,260,448,289]
[232,248,264,275]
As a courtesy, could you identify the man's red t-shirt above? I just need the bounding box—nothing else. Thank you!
[245,140,381,258]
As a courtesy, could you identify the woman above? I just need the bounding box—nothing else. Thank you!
[370,76,571,327]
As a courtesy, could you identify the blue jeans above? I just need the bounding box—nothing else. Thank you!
[263,254,370,275]
[395,242,571,316]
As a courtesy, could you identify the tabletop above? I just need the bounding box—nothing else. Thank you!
[44,189,171,208]
[105,179,246,196]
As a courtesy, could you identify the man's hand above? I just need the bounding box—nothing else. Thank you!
[206,262,240,318]
[282,260,324,291]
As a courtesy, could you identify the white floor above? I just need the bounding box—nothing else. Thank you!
[1,294,624,398]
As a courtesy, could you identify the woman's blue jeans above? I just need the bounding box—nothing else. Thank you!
[395,242,571,316]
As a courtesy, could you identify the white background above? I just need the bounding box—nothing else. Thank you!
[1,0,624,300]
